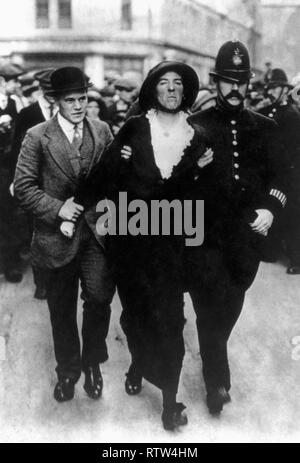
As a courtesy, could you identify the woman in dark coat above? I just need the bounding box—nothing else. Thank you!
[104,61,212,430]
[99,61,211,430]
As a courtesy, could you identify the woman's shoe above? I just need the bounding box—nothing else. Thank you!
[125,365,142,395]
[206,387,231,415]
[161,403,188,431]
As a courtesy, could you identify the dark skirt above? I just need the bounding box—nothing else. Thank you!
[113,234,186,392]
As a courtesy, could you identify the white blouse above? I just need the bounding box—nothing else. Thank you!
[146,109,194,179]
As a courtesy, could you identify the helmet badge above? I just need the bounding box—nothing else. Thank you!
[233,48,243,66]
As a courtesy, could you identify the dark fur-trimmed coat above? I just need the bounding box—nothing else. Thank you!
[97,113,206,390]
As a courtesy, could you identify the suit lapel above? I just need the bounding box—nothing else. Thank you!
[84,117,103,179]
[44,116,79,184]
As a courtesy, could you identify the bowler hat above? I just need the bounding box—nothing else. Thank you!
[139,61,199,112]
[46,66,92,96]
[210,40,254,83]
[265,68,293,89]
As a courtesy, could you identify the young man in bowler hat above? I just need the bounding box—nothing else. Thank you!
[186,41,288,414]
[14,67,115,402]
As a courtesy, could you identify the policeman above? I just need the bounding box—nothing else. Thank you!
[186,41,287,415]
[259,69,300,273]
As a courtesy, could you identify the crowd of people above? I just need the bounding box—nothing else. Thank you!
[0,39,299,430]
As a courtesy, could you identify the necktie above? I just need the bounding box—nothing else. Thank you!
[72,124,82,156]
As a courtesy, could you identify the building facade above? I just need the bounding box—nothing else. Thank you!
[261,0,300,79]
[0,0,262,86]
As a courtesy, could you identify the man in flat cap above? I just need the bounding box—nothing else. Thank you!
[0,78,21,283]
[259,69,300,274]
[185,41,288,415]
[11,69,57,298]
[14,67,115,402]
[107,77,137,135]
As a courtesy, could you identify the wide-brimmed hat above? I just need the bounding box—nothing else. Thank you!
[265,68,293,89]
[209,40,254,84]
[139,61,199,112]
[46,66,92,96]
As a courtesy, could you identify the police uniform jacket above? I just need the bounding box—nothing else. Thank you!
[184,106,288,292]
[189,106,287,238]
[259,102,300,197]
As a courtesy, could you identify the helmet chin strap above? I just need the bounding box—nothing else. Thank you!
[216,81,248,113]
[270,86,285,106]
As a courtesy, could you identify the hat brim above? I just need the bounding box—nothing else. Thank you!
[209,70,255,83]
[266,80,293,89]
[139,61,199,112]
[46,82,93,96]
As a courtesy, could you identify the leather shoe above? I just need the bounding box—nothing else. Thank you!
[125,364,142,395]
[287,266,300,275]
[161,403,188,431]
[54,377,75,402]
[5,269,23,283]
[83,365,103,399]
[206,387,231,415]
[34,285,47,300]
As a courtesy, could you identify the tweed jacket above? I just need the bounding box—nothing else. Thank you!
[14,115,113,268]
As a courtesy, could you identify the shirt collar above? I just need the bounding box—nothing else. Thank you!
[57,111,84,132]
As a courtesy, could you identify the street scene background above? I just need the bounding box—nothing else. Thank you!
[0,0,300,443]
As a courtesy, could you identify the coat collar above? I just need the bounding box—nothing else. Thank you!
[43,115,99,184]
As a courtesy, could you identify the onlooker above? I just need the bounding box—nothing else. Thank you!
[14,66,116,403]
[107,77,137,135]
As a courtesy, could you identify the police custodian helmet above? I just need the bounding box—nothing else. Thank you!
[210,40,255,84]
[265,68,293,89]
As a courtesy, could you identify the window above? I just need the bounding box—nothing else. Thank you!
[58,0,72,29]
[121,0,132,30]
[36,0,49,29]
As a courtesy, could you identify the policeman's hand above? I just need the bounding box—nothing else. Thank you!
[250,209,274,236]
[9,182,14,197]
[197,148,214,169]
[58,197,84,222]
[121,145,132,160]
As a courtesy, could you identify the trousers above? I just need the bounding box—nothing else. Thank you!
[44,227,116,381]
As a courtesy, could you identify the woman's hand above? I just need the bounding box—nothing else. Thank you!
[197,147,214,169]
[121,145,132,160]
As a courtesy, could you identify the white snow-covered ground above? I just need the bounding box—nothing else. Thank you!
[0,260,300,443]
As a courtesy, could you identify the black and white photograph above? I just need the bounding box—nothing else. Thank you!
[0,0,300,445]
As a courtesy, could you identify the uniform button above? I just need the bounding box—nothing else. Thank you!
[232,129,237,134]
[232,140,238,146]
[272,108,276,113]
[234,174,240,180]
[233,152,239,157]
[269,113,273,118]
[231,120,236,125]
[234,163,239,168]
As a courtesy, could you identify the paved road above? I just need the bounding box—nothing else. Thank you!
[0,260,300,443]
